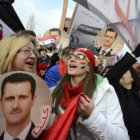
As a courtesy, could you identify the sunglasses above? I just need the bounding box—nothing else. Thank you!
[67,54,90,62]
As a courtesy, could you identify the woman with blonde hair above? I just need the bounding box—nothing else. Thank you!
[0,34,37,74]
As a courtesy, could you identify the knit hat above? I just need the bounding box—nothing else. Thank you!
[74,48,95,70]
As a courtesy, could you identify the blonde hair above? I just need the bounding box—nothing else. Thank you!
[0,34,37,74]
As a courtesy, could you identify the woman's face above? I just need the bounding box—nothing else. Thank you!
[67,51,90,77]
[12,42,37,72]
[119,70,133,86]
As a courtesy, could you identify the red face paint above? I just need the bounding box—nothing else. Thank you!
[80,62,85,64]
[80,62,86,69]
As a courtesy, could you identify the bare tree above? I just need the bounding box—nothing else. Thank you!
[26,14,35,31]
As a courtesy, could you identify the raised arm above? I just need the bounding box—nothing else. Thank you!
[105,43,140,84]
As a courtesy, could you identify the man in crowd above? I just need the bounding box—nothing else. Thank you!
[37,48,50,78]
[19,30,37,40]
[37,48,50,65]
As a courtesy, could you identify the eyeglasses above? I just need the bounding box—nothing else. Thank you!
[18,49,38,57]
[67,54,89,62]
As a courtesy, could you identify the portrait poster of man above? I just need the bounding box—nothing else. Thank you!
[0,71,52,140]
[74,0,140,50]
[43,28,69,51]
[95,27,124,70]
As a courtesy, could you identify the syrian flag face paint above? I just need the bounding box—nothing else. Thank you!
[80,62,86,69]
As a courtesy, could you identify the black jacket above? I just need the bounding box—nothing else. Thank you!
[105,53,140,140]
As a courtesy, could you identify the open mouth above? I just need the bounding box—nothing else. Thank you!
[69,64,77,69]
[26,61,34,66]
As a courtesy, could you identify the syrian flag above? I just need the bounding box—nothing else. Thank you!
[41,93,89,140]
[38,36,56,46]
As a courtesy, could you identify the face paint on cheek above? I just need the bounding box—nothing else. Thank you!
[80,62,86,69]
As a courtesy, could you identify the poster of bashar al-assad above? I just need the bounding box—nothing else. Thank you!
[43,28,69,50]
[95,27,127,73]
[95,27,124,56]
[0,71,52,140]
[37,28,69,58]
[74,0,140,51]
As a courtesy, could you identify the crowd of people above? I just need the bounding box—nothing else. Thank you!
[0,26,140,140]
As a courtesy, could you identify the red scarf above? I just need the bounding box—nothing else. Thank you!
[41,93,88,140]
[61,81,83,108]
[41,82,85,140]
[58,61,67,77]
[0,32,3,40]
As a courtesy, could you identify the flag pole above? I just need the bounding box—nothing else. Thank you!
[59,0,68,30]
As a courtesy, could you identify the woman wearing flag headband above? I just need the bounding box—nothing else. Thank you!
[42,48,129,140]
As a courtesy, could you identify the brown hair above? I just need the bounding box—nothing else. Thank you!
[49,28,61,35]
[52,63,97,115]
[20,30,36,37]
[130,67,140,92]
[105,27,118,39]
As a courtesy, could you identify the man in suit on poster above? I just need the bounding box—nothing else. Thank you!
[96,27,118,57]
[0,73,39,140]
[49,28,63,53]
[95,27,118,73]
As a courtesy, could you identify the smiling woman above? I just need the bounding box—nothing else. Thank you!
[0,34,37,74]
[46,48,130,140]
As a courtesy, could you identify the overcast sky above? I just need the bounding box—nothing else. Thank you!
[13,0,76,36]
